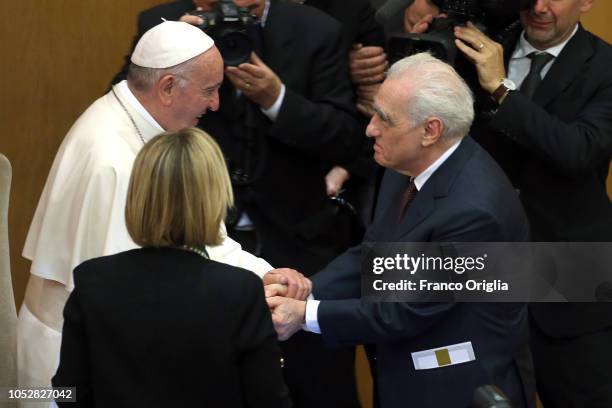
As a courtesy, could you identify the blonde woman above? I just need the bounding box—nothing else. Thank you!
[52,128,291,407]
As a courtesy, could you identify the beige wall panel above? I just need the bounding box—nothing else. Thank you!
[0,1,167,308]
[582,2,612,43]
[583,3,612,199]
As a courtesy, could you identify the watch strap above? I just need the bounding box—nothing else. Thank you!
[491,82,510,104]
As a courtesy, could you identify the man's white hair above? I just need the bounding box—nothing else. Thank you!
[387,53,474,140]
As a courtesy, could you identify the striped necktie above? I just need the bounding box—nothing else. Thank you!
[399,178,417,219]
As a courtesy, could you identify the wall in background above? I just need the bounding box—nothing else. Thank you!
[582,5,612,200]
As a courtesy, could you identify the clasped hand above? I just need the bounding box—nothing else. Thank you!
[262,268,310,341]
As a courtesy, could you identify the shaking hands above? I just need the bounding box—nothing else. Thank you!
[262,268,310,341]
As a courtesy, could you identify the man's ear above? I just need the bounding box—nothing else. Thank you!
[156,74,178,106]
[421,117,443,147]
[580,0,594,13]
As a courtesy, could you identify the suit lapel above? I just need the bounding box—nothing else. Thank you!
[533,25,594,107]
[392,138,478,240]
[397,193,435,239]
[262,3,293,76]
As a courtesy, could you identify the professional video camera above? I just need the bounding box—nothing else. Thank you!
[189,0,259,66]
[381,0,535,66]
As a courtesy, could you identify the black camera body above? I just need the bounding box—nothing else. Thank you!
[388,0,534,66]
[189,0,258,66]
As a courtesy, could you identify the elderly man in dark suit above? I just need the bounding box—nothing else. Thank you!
[453,1,612,406]
[267,53,535,408]
[113,1,364,407]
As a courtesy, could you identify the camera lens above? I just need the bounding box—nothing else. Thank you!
[217,30,253,66]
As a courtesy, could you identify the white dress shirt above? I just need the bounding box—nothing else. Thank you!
[508,24,579,88]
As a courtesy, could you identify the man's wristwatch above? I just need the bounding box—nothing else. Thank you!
[491,78,517,105]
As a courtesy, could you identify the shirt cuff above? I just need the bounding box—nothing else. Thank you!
[304,299,321,334]
[260,83,286,122]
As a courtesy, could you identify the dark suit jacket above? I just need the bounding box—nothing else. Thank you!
[306,0,385,50]
[312,137,535,408]
[52,247,291,408]
[480,25,612,337]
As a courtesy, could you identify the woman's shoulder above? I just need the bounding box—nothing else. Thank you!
[199,257,264,291]
[74,247,262,290]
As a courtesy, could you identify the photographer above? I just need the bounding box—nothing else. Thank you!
[450,1,612,407]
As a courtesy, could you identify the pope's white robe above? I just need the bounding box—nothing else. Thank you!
[17,82,272,397]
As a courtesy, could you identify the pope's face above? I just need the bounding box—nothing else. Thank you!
[166,47,224,131]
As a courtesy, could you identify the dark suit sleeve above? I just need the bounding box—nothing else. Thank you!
[429,206,512,242]
[488,68,612,176]
[52,286,93,408]
[318,301,454,347]
[268,21,362,163]
[312,245,362,300]
[234,275,292,408]
[353,0,386,47]
[316,209,506,347]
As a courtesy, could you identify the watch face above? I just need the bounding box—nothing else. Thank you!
[501,78,517,91]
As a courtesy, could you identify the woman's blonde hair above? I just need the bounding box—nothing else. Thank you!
[126,127,233,248]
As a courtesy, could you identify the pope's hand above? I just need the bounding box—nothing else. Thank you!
[263,268,312,300]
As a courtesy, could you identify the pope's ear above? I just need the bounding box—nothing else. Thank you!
[156,74,178,106]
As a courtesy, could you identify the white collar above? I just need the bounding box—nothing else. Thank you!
[115,80,164,141]
[261,0,270,27]
[512,23,579,60]
[413,139,462,191]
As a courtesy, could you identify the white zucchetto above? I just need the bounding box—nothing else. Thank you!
[131,21,215,69]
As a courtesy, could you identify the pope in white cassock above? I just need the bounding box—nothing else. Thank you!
[17,21,308,402]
